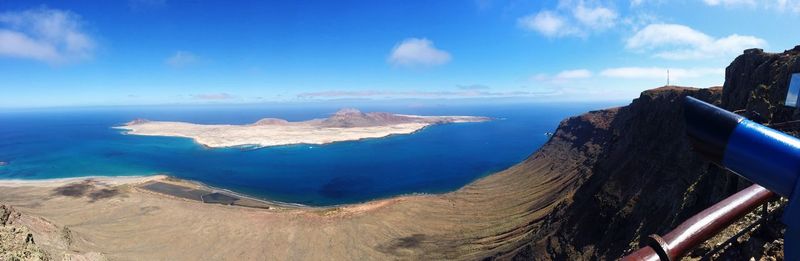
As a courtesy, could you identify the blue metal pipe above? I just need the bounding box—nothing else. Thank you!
[684,96,800,198]
[684,96,800,259]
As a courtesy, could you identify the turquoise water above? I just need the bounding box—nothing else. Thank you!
[0,103,611,206]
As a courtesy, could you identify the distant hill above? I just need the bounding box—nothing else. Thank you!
[320,108,419,127]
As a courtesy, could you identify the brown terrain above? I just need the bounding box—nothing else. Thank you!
[2,46,800,260]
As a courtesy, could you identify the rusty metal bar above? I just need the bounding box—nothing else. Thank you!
[622,184,775,261]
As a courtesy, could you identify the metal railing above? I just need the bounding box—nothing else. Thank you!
[622,184,776,261]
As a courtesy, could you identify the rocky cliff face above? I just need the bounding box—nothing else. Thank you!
[527,86,744,259]
[0,205,50,261]
[723,47,800,125]
[497,46,800,260]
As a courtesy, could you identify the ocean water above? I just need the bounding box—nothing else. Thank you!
[0,103,613,206]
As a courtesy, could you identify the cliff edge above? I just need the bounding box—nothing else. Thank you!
[494,46,800,260]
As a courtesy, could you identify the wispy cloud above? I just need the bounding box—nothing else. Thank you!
[534,69,592,84]
[703,0,756,7]
[456,84,491,90]
[517,1,617,38]
[387,38,451,67]
[626,23,766,60]
[0,7,95,64]
[703,0,800,12]
[165,51,198,67]
[600,67,723,81]
[572,4,617,30]
[518,11,580,38]
[193,93,233,100]
[297,90,553,99]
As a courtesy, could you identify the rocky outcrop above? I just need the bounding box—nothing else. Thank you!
[0,205,50,261]
[0,203,110,261]
[722,47,800,127]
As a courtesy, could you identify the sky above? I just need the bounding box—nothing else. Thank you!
[0,0,798,108]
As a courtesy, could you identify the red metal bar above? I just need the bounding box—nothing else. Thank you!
[622,184,775,261]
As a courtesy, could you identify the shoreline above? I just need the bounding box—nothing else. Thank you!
[0,174,436,209]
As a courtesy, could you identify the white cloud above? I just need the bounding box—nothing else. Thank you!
[518,11,581,38]
[703,0,757,7]
[165,51,197,67]
[703,0,800,13]
[457,84,491,90]
[297,90,553,99]
[518,1,617,38]
[0,7,95,64]
[387,38,451,67]
[777,0,800,12]
[573,4,617,30]
[626,23,766,60]
[600,67,723,81]
[534,69,593,84]
[555,69,592,79]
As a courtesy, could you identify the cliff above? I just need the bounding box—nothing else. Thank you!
[492,46,800,260]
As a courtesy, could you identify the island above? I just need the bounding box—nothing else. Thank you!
[115,108,490,148]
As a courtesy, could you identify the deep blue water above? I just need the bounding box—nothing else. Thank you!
[0,103,613,206]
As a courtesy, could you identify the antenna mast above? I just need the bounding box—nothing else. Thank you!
[667,69,670,86]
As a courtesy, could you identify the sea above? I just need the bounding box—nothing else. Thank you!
[0,102,616,206]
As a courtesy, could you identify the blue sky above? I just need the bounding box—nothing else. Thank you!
[0,0,798,108]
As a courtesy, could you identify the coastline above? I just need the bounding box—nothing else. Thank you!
[0,174,433,210]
